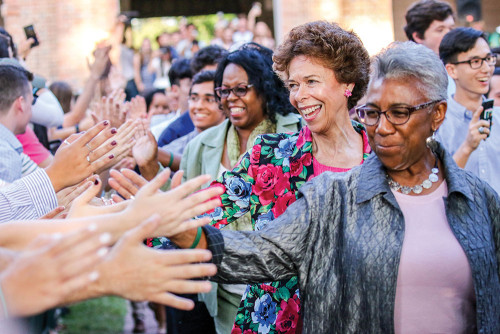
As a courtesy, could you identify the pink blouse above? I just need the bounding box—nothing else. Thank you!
[392,181,476,333]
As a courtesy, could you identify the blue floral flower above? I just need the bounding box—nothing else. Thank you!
[224,176,252,209]
[251,293,277,334]
[209,206,224,221]
[255,211,274,230]
[274,137,295,160]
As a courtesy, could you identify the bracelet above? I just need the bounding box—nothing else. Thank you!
[167,152,174,168]
[0,281,9,318]
[75,124,80,133]
[189,227,202,249]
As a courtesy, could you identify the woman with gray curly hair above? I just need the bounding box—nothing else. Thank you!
[170,41,500,333]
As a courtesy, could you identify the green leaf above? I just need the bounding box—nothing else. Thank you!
[285,276,298,289]
[277,287,291,301]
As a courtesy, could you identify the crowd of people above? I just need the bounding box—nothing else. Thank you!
[0,0,499,333]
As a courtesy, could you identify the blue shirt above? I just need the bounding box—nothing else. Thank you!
[157,111,194,147]
[0,123,23,183]
[436,96,500,194]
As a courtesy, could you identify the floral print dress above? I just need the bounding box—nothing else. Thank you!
[206,122,371,334]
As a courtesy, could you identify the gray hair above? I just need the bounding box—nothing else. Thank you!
[369,41,448,101]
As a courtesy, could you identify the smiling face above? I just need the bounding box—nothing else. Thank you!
[446,38,495,98]
[364,77,444,171]
[189,81,225,132]
[220,63,265,131]
[287,55,351,136]
[415,15,455,54]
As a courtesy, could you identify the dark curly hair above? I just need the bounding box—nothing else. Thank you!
[214,43,295,124]
[273,21,370,110]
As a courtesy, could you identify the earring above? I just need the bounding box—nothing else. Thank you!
[344,89,352,98]
[426,130,437,151]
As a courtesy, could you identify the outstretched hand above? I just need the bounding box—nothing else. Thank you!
[45,121,120,192]
[67,177,128,219]
[109,168,148,200]
[122,168,223,238]
[97,215,216,309]
[0,225,112,317]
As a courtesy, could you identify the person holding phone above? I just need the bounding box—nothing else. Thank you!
[436,27,500,194]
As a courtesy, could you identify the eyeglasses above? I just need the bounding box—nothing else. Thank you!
[188,95,217,104]
[32,94,38,105]
[214,84,253,99]
[451,53,498,69]
[355,100,442,126]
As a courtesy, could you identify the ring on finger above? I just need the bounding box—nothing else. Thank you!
[478,126,485,134]
[86,155,91,163]
[63,139,71,146]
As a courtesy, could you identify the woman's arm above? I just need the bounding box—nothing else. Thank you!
[171,190,313,284]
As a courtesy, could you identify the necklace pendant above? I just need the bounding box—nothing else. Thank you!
[422,179,432,189]
[401,186,412,195]
[413,185,423,194]
[429,173,439,183]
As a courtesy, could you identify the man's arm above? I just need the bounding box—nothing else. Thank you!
[0,168,58,222]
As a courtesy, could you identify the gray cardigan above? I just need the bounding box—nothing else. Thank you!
[205,143,500,333]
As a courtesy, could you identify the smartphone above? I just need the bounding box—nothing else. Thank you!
[23,25,40,48]
[481,98,494,136]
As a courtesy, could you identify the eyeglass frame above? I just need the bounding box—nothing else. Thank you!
[188,94,217,104]
[214,84,254,99]
[450,53,498,69]
[355,100,443,126]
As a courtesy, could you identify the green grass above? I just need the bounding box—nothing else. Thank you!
[60,297,127,334]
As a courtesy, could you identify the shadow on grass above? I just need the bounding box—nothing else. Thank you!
[60,297,127,334]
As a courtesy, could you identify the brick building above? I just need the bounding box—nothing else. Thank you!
[1,0,499,89]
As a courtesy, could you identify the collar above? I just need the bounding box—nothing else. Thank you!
[0,123,23,154]
[356,141,473,204]
[201,119,231,148]
[448,95,486,121]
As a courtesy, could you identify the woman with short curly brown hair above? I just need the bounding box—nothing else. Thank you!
[168,21,372,333]
[273,21,369,111]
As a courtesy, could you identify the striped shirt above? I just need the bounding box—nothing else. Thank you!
[0,168,57,222]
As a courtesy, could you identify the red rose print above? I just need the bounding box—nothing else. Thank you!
[250,145,262,164]
[253,164,279,205]
[290,158,302,177]
[273,169,290,197]
[231,327,241,334]
[260,284,277,293]
[300,152,312,167]
[276,298,300,333]
[272,191,296,218]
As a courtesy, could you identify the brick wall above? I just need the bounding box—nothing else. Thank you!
[274,0,394,55]
[2,0,119,90]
